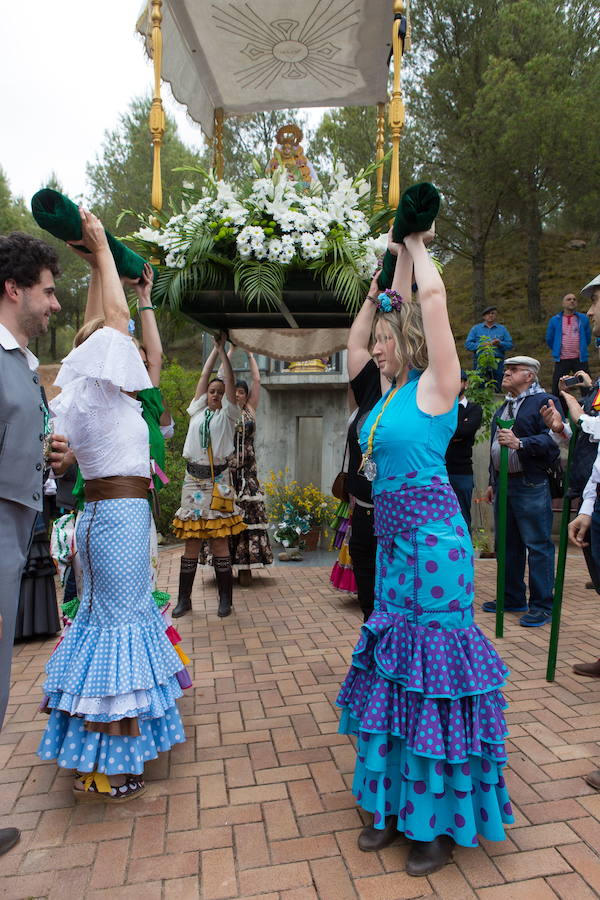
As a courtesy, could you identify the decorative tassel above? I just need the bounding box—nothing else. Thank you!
[81,771,112,794]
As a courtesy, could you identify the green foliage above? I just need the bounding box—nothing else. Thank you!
[308,236,368,317]
[465,341,501,440]
[0,168,31,233]
[233,259,284,310]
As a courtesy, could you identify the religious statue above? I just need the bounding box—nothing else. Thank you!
[266,124,317,185]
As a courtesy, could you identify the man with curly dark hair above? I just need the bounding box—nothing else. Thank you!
[0,231,67,857]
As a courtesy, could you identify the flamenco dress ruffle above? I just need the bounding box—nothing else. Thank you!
[336,476,514,847]
[330,501,358,594]
[38,497,189,776]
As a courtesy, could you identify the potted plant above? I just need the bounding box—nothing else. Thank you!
[264,470,337,552]
[271,503,311,561]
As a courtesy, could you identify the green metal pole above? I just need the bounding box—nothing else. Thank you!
[495,416,514,639]
[546,421,578,682]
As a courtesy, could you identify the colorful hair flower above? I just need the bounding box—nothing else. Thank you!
[377,290,404,312]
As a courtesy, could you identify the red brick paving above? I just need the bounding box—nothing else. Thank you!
[2,548,600,897]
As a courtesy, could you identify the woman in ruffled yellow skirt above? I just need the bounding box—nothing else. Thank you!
[172,334,245,618]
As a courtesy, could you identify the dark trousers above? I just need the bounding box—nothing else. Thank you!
[552,359,590,413]
[0,499,36,729]
[589,501,600,592]
[495,476,555,612]
[348,503,377,621]
[448,473,474,533]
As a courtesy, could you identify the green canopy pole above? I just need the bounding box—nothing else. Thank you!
[495,416,514,638]
[546,420,578,682]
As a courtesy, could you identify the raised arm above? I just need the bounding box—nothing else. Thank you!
[347,272,379,381]
[194,344,219,400]
[133,264,162,386]
[246,351,261,410]
[215,333,237,406]
[404,230,460,414]
[78,208,129,334]
[67,242,102,324]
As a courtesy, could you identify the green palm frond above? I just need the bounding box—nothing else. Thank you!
[309,248,367,316]
[233,260,284,310]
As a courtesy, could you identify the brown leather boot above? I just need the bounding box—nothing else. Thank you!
[358,815,400,851]
[406,835,455,877]
[572,659,600,678]
[172,557,197,618]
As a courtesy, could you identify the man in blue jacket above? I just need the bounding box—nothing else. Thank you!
[545,291,591,405]
[465,306,513,391]
[483,356,559,627]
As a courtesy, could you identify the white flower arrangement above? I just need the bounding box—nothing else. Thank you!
[130,158,392,312]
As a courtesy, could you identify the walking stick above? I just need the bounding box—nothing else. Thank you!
[546,420,578,682]
[495,416,514,639]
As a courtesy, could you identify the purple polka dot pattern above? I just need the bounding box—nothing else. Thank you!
[343,378,514,848]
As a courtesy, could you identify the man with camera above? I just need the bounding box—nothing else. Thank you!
[483,356,560,627]
[546,291,591,410]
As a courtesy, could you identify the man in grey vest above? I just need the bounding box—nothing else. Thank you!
[0,232,67,856]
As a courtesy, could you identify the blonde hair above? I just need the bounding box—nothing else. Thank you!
[74,316,104,347]
[374,302,428,373]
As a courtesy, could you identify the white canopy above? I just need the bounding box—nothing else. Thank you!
[137,0,392,137]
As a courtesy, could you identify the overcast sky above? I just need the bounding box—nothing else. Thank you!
[1,1,210,205]
[2,1,327,210]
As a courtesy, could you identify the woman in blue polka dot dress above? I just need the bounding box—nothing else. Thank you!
[37,209,187,803]
[337,226,513,875]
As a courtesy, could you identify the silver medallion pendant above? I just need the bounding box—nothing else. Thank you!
[363,456,377,482]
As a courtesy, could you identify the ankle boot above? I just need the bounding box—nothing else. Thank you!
[214,556,233,617]
[358,814,399,851]
[406,835,455,877]
[172,557,197,618]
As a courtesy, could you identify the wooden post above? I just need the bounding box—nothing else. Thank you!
[149,0,166,216]
[388,0,406,210]
[374,102,386,209]
[214,108,224,181]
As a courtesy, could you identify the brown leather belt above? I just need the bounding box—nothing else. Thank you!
[85,475,150,502]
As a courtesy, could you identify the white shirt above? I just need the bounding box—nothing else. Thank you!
[182,393,238,464]
[50,326,153,480]
[576,414,600,515]
[0,322,39,370]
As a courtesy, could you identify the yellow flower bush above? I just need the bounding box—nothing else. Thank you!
[264,469,337,528]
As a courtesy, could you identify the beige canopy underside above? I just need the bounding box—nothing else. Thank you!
[228,328,349,361]
[137,0,392,137]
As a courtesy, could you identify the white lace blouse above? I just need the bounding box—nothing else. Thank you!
[50,326,153,480]
[182,393,238,464]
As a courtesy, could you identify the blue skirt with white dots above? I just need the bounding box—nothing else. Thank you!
[38,498,186,775]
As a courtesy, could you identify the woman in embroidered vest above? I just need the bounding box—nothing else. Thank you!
[171,336,246,618]
[37,208,188,803]
[336,226,514,875]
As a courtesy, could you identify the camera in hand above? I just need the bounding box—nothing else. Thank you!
[563,374,584,387]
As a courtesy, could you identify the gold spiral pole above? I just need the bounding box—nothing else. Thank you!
[214,108,225,181]
[149,0,166,219]
[388,0,405,210]
[374,101,386,209]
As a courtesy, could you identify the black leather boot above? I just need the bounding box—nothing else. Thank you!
[172,557,197,618]
[406,835,455,877]
[214,556,233,617]
[358,815,399,851]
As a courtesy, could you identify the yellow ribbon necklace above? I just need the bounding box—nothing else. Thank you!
[359,386,399,481]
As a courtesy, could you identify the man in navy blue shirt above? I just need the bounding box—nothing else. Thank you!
[545,291,591,407]
[465,306,513,391]
[483,356,559,627]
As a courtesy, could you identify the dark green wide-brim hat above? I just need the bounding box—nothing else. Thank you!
[31,188,153,282]
[377,182,441,290]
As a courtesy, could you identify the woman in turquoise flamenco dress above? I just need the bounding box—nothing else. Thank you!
[337,225,514,876]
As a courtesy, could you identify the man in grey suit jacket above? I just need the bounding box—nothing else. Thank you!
[0,232,67,856]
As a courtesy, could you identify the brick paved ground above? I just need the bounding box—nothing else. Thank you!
[2,548,600,899]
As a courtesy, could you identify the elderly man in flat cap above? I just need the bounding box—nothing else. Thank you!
[465,305,513,392]
[483,356,560,627]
